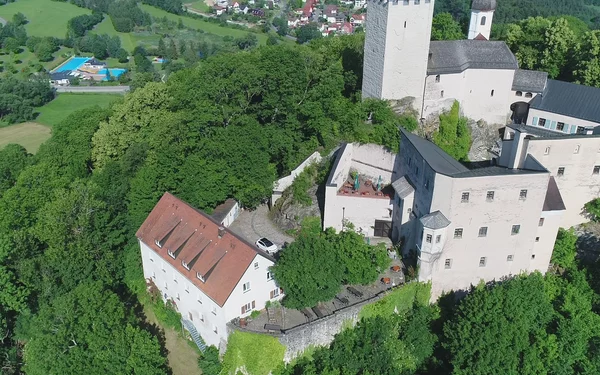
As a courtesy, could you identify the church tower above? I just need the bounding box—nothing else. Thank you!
[468,0,496,40]
[362,0,435,109]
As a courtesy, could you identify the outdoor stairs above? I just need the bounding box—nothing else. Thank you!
[181,319,207,352]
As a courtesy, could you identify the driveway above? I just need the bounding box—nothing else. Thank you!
[229,204,293,249]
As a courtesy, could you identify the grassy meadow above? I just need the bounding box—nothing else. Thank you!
[0,0,90,38]
[0,122,51,153]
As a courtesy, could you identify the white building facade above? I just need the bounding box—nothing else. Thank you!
[137,193,283,349]
[467,0,495,40]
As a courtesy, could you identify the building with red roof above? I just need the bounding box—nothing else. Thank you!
[137,192,282,348]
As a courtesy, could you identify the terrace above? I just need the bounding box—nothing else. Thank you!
[337,173,395,199]
[231,257,405,335]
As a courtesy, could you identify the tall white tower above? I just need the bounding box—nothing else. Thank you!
[468,0,496,40]
[362,0,435,110]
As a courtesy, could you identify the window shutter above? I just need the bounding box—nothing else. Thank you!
[532,117,538,126]
[550,121,556,130]
[280,288,284,294]
[270,290,274,299]
[241,305,246,314]
[252,300,255,309]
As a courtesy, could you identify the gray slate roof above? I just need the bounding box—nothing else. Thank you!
[512,69,548,93]
[529,79,600,125]
[451,165,545,178]
[400,128,469,176]
[210,199,237,223]
[391,176,415,199]
[50,71,73,80]
[427,40,518,75]
[472,0,496,11]
[506,124,600,140]
[420,211,451,230]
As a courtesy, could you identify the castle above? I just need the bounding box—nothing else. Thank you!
[362,0,600,131]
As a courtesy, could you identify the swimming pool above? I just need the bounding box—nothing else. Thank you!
[55,56,91,72]
[99,68,127,80]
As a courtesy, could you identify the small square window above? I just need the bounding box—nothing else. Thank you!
[441,90,444,98]
[538,218,544,227]
[577,126,586,134]
[254,262,259,270]
[574,145,580,154]
[461,192,470,203]
[490,89,494,97]
[197,294,202,304]
[486,191,494,201]
[519,190,528,199]
[243,282,251,292]
[531,254,536,259]
[435,74,440,82]
[479,257,487,267]
[185,284,189,293]
[535,237,540,242]
[544,146,550,155]
[436,235,441,243]
[478,227,488,237]
[267,271,274,281]
[511,225,520,235]
[152,271,156,279]
[539,118,546,127]
[556,122,564,131]
[557,167,565,176]
[426,234,432,243]
[593,166,600,175]
[507,255,514,262]
[211,306,217,315]
[454,228,463,239]
[444,258,452,269]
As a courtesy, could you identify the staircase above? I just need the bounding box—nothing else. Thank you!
[181,319,207,352]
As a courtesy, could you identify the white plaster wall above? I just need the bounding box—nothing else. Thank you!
[363,0,434,107]
[323,194,394,236]
[531,210,563,272]
[467,10,494,40]
[223,254,282,322]
[528,108,600,134]
[526,137,600,227]
[461,69,513,124]
[140,241,228,348]
[423,72,465,119]
[427,173,551,298]
[350,143,396,183]
[329,144,354,186]
[273,152,322,193]
[220,202,239,228]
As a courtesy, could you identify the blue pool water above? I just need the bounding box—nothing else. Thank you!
[99,68,127,80]
[56,56,91,72]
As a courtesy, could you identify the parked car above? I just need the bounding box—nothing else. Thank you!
[256,237,278,254]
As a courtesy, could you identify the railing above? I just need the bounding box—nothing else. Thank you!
[181,319,207,353]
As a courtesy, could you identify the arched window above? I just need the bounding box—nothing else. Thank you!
[516,91,523,97]
[525,92,533,98]
[481,16,487,26]
[490,89,494,97]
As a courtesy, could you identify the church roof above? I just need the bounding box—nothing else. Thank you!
[427,40,518,75]
[472,0,496,11]
[511,69,548,93]
[529,80,600,125]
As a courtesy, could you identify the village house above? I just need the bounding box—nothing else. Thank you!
[354,0,366,8]
[325,5,338,23]
[137,193,283,348]
[350,13,365,26]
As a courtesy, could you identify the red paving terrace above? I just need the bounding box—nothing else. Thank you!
[337,174,394,199]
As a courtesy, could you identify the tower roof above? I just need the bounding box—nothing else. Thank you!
[472,0,496,11]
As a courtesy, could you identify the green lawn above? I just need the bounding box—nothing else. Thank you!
[0,47,73,77]
[0,0,90,38]
[92,17,161,53]
[0,122,51,153]
[140,4,268,44]
[186,1,210,12]
[35,93,121,127]
[221,331,285,375]
[359,282,431,320]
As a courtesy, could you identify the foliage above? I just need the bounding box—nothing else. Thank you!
[141,0,183,15]
[67,12,103,37]
[360,282,431,319]
[221,331,285,375]
[273,225,390,309]
[432,101,471,161]
[289,163,319,206]
[431,12,464,41]
[551,228,578,270]
[0,76,54,124]
[0,144,30,197]
[198,346,223,375]
[296,23,322,44]
[585,197,600,221]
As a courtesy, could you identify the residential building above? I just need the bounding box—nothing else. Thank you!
[354,0,366,8]
[350,13,365,26]
[210,199,240,228]
[362,0,600,127]
[137,193,282,348]
[49,71,74,86]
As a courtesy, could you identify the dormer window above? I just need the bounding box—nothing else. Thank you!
[197,272,205,282]
[167,250,175,259]
[182,261,190,270]
[155,239,162,248]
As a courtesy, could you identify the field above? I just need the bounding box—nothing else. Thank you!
[92,17,161,53]
[140,4,268,44]
[0,122,51,153]
[0,0,90,38]
[35,93,121,127]
[186,1,211,12]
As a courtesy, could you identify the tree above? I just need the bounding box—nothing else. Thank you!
[11,12,26,26]
[2,37,20,54]
[166,38,178,60]
[267,34,280,45]
[551,228,578,270]
[0,144,29,196]
[431,12,464,41]
[198,346,222,375]
[296,23,322,44]
[157,37,166,56]
[235,33,258,50]
[34,39,54,62]
[432,101,471,161]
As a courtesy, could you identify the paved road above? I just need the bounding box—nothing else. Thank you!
[55,86,130,94]
[229,204,294,249]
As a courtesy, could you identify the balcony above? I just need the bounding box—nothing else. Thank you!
[337,174,394,200]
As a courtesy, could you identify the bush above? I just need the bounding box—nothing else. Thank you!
[585,198,600,221]
[551,228,578,270]
[432,101,471,161]
[198,346,223,375]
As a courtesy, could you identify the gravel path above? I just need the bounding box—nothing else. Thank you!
[229,204,294,249]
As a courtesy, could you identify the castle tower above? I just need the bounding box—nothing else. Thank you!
[362,0,435,109]
[468,0,496,40]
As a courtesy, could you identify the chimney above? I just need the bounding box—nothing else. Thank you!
[218,226,226,238]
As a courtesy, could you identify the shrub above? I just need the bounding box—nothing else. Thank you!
[198,346,223,375]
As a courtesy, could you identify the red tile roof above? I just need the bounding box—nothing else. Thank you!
[136,192,273,307]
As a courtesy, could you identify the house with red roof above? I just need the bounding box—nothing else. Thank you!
[350,13,365,26]
[137,192,282,348]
